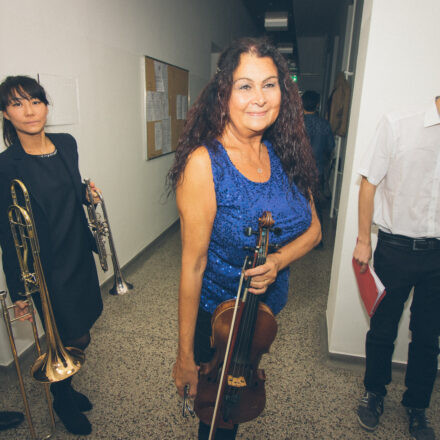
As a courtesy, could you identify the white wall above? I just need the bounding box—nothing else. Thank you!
[327,0,440,364]
[0,0,254,365]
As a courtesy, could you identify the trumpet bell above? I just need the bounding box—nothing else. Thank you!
[31,346,85,383]
[109,277,133,296]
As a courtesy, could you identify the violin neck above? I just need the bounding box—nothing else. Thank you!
[232,255,266,365]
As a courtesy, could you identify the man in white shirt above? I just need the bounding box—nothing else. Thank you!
[353,97,440,440]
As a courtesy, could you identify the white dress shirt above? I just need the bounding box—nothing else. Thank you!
[359,99,440,238]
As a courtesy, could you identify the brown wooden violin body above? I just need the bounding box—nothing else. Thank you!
[194,299,277,427]
[194,211,279,434]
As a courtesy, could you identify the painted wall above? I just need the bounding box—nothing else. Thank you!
[0,0,255,365]
[327,0,440,365]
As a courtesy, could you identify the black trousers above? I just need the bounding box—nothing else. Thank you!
[31,293,90,348]
[364,235,440,408]
[195,308,238,440]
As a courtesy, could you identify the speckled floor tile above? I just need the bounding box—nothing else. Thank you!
[0,213,438,439]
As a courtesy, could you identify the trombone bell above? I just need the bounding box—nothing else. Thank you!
[31,346,85,383]
[8,179,85,384]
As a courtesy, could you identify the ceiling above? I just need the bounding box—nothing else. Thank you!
[242,0,298,70]
[242,0,348,73]
[292,0,347,36]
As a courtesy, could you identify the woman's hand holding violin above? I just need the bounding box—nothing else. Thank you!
[173,354,199,399]
[244,253,281,295]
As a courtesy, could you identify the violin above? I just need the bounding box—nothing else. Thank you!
[194,211,280,439]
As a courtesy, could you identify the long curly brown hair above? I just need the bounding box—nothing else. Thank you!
[167,37,317,199]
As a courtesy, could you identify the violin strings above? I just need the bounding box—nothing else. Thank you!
[239,236,267,375]
[228,256,254,402]
[230,251,265,401]
[225,223,270,418]
[233,255,259,373]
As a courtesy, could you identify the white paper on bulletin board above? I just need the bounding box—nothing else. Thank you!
[38,73,79,126]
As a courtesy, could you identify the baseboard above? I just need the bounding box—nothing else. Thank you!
[0,219,180,370]
[319,313,440,376]
[100,219,180,292]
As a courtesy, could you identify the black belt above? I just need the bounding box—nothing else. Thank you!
[378,229,440,251]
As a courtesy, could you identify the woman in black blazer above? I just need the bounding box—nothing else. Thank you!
[0,75,103,436]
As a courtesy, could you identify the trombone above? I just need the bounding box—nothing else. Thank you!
[0,290,55,440]
[0,179,85,439]
[84,179,133,295]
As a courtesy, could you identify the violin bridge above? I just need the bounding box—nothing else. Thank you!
[227,375,247,388]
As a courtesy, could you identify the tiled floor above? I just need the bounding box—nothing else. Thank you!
[0,212,438,439]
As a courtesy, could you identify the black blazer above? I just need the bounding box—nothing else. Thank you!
[0,133,95,302]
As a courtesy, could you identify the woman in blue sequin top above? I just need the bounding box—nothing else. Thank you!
[169,37,321,439]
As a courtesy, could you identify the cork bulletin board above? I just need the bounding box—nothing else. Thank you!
[144,56,189,160]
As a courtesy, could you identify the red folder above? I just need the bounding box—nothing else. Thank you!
[352,258,387,317]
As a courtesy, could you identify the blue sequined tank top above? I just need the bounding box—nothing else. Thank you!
[200,140,312,315]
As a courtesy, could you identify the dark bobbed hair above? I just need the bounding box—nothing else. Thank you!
[302,90,320,112]
[0,76,49,147]
[167,37,317,200]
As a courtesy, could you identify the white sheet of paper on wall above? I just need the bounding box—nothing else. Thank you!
[182,96,188,120]
[163,93,169,118]
[162,64,168,93]
[159,92,167,120]
[154,92,165,120]
[154,122,163,152]
[152,92,159,120]
[38,73,79,126]
[146,91,155,121]
[154,61,165,92]
[161,118,171,153]
[154,61,168,93]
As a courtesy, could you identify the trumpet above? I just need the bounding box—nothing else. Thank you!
[0,179,86,439]
[84,179,133,295]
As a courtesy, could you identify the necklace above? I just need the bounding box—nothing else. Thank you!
[23,135,55,156]
[222,140,265,175]
[256,142,264,173]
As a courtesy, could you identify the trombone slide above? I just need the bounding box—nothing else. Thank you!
[0,291,55,440]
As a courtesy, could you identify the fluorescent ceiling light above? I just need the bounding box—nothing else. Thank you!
[264,11,288,31]
[277,43,293,55]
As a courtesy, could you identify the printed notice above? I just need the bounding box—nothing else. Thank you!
[154,122,163,152]
[154,61,166,92]
[161,118,172,153]
[153,92,163,120]
[146,91,155,122]
[163,93,169,118]
[147,91,169,121]
[162,63,168,93]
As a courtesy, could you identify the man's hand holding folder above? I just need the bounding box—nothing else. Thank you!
[352,258,386,317]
